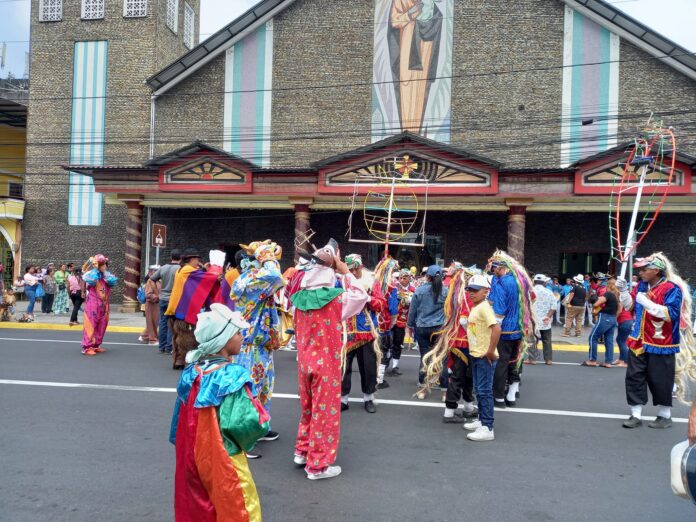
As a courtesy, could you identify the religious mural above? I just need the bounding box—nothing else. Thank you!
[371,0,454,144]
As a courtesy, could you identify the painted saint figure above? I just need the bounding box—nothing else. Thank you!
[388,0,444,133]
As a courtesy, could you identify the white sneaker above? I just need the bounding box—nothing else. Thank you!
[307,465,342,480]
[467,426,494,441]
[293,453,307,466]
[463,420,482,431]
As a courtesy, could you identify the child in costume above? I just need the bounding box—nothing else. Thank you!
[289,239,369,480]
[373,256,400,389]
[619,253,695,429]
[166,249,225,370]
[462,274,501,442]
[230,240,285,444]
[170,303,269,522]
[487,250,535,408]
[81,255,118,356]
[389,269,415,376]
[341,254,384,414]
[423,265,480,422]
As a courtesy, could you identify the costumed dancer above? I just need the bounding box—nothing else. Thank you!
[373,256,400,389]
[423,265,480,422]
[341,254,384,414]
[487,250,535,408]
[217,250,244,310]
[170,303,269,522]
[288,239,369,480]
[166,248,225,370]
[276,265,298,350]
[390,268,415,376]
[81,255,118,356]
[230,240,285,443]
[618,253,696,429]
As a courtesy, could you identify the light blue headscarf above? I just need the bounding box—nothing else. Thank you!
[186,303,249,363]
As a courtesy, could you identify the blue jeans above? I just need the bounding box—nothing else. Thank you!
[472,356,497,429]
[616,319,633,362]
[25,285,37,314]
[588,313,617,363]
[415,326,446,388]
[158,300,173,352]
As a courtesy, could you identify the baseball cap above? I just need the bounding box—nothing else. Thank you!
[466,274,491,290]
[426,265,442,278]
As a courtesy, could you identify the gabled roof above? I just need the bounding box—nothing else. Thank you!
[562,0,696,81]
[148,0,696,97]
[144,141,258,168]
[146,0,296,94]
[568,141,696,168]
[312,131,502,168]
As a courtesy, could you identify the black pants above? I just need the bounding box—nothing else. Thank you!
[391,325,405,361]
[341,343,377,396]
[493,338,521,401]
[625,350,675,407]
[445,355,474,410]
[41,293,55,313]
[70,293,84,323]
[379,331,392,368]
[538,329,552,362]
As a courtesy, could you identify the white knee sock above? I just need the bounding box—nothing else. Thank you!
[392,358,399,369]
[657,405,671,419]
[630,404,642,419]
[363,393,374,402]
[341,395,349,405]
[377,364,387,383]
[506,382,520,401]
[444,407,456,418]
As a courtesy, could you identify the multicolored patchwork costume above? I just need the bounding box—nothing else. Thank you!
[81,268,118,353]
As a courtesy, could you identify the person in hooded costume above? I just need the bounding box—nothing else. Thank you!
[81,254,118,355]
[170,303,269,522]
[288,239,369,480]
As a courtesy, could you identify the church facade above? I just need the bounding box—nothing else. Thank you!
[23,0,696,308]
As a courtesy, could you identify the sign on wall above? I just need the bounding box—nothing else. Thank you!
[371,0,454,144]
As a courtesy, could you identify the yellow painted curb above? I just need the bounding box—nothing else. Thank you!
[0,323,142,333]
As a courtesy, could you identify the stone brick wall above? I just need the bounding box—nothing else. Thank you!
[24,0,200,298]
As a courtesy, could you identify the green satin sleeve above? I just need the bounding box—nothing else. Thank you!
[218,388,271,456]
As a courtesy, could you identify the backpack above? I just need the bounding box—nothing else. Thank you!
[137,284,146,304]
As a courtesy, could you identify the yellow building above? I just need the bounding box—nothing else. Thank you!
[0,79,27,288]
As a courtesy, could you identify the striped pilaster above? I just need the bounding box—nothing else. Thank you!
[507,206,527,264]
[122,201,143,312]
[294,205,311,262]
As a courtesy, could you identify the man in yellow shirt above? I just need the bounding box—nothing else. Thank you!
[462,274,501,441]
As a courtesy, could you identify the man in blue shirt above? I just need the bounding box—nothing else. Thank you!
[488,260,523,408]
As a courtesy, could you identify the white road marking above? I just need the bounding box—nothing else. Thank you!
[0,337,145,347]
[0,379,685,423]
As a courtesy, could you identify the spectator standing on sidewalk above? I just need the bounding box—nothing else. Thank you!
[53,264,70,314]
[139,265,161,346]
[68,268,85,326]
[150,249,181,355]
[23,266,39,319]
[528,274,555,365]
[561,274,586,337]
[41,267,57,314]
[583,274,594,327]
[547,276,563,325]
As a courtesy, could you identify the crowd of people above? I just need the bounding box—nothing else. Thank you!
[5,241,695,520]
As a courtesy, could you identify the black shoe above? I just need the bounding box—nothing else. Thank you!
[340,402,349,412]
[622,416,643,429]
[505,398,516,407]
[391,367,403,376]
[364,400,376,413]
[461,408,479,419]
[494,400,506,409]
[259,430,280,441]
[377,380,390,390]
[442,415,463,424]
[172,364,185,370]
[648,416,672,429]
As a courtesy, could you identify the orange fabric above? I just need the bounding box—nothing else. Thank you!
[194,407,250,522]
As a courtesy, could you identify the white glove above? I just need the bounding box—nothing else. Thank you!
[636,292,667,320]
[459,316,468,328]
[619,290,633,312]
[208,250,226,268]
[616,276,628,292]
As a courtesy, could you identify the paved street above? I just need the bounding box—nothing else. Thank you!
[1,328,693,521]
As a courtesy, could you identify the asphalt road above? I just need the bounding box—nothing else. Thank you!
[0,329,694,522]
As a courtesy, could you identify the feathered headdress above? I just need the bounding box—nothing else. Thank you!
[373,256,399,296]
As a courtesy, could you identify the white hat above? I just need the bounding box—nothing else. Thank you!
[573,274,584,283]
[533,273,549,283]
[148,264,160,271]
[466,274,491,290]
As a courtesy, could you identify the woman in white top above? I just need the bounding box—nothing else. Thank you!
[23,266,40,318]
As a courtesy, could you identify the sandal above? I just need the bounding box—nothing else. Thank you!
[599,363,613,368]
[581,361,598,367]
[611,360,628,367]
